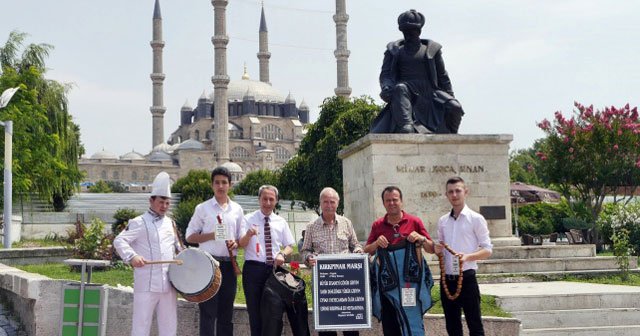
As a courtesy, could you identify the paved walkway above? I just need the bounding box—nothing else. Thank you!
[0,303,25,336]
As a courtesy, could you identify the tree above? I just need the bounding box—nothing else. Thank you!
[0,31,84,210]
[509,148,543,185]
[535,102,640,224]
[88,180,113,193]
[171,169,213,235]
[233,169,279,196]
[279,96,380,212]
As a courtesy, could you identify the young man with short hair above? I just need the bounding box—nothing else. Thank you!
[434,177,493,336]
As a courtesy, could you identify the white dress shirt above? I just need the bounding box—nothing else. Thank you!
[437,205,493,275]
[113,210,181,292]
[242,210,295,263]
[185,197,245,257]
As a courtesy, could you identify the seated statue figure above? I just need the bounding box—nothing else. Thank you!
[370,9,464,134]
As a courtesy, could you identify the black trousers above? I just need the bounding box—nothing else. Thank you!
[318,332,359,336]
[260,271,310,336]
[243,260,273,336]
[440,270,485,336]
[380,292,401,335]
[198,260,236,336]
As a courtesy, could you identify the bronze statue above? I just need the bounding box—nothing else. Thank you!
[371,9,463,134]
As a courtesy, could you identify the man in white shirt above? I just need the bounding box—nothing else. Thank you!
[185,166,245,336]
[239,185,295,336]
[434,177,493,336]
[114,172,182,336]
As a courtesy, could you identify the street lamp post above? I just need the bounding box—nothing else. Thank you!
[0,87,19,249]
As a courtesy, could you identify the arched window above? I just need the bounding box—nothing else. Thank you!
[101,171,107,179]
[194,130,200,140]
[274,146,292,161]
[261,124,283,140]
[132,171,138,180]
[112,171,119,179]
[230,146,251,159]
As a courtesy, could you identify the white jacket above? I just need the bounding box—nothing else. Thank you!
[114,211,181,292]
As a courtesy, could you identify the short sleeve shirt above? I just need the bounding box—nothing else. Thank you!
[366,211,431,245]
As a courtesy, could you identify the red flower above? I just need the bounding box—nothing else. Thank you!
[290,261,300,270]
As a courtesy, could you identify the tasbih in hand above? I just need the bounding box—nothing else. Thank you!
[437,243,463,300]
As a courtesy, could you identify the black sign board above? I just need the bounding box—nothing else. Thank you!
[313,254,371,330]
[479,205,506,220]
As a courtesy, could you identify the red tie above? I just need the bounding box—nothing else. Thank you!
[264,216,273,265]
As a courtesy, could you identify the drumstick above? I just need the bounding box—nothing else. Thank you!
[145,259,184,265]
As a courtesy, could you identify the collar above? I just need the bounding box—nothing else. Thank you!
[147,208,164,221]
[449,205,470,220]
[321,213,338,226]
[260,211,273,221]
[212,196,230,210]
[384,210,406,227]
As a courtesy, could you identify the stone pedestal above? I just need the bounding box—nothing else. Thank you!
[338,134,519,246]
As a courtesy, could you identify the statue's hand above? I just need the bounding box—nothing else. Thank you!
[380,86,392,103]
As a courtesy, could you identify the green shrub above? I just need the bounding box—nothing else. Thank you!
[597,202,640,254]
[72,218,113,260]
[112,208,141,236]
[611,228,632,281]
[172,198,203,237]
[513,202,568,235]
[172,170,213,201]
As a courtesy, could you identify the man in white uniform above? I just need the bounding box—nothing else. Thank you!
[114,172,182,336]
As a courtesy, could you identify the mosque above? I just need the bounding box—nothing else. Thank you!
[79,0,351,190]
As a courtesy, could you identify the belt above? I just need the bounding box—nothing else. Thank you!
[444,269,476,281]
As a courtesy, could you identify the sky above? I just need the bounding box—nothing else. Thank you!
[1,1,639,157]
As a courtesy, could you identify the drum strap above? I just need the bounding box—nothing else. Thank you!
[172,219,186,253]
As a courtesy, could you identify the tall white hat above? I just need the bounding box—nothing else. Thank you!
[151,172,172,197]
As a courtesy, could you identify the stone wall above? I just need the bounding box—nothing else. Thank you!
[0,263,520,335]
[339,134,518,245]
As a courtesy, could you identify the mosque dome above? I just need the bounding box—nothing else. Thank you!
[152,142,173,154]
[120,150,145,160]
[221,161,243,173]
[177,139,204,151]
[227,70,285,102]
[91,149,118,160]
[148,150,172,162]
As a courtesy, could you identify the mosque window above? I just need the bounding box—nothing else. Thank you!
[275,146,292,161]
[230,146,251,159]
[194,130,200,141]
[132,171,138,180]
[101,171,107,179]
[206,130,212,140]
[261,124,283,140]
[113,171,119,179]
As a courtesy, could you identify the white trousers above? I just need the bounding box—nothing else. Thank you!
[131,290,178,336]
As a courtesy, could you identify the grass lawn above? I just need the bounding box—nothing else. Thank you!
[559,273,640,286]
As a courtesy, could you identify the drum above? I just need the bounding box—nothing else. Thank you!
[169,248,222,303]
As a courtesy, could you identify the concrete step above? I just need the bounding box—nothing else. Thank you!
[496,292,640,311]
[491,245,595,259]
[428,256,636,275]
[513,308,640,329]
[481,282,640,311]
[521,325,640,336]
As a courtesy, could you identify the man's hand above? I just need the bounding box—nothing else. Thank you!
[275,252,286,266]
[460,253,471,264]
[226,240,238,250]
[130,255,145,268]
[434,243,444,255]
[307,254,317,267]
[246,226,259,237]
[407,231,424,243]
[376,235,389,249]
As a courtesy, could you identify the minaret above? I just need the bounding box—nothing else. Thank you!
[257,4,271,84]
[334,0,351,97]
[150,0,166,148]
[212,0,230,163]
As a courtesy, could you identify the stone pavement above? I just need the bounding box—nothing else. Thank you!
[0,303,26,336]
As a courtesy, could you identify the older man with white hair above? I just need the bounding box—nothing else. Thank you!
[300,187,363,336]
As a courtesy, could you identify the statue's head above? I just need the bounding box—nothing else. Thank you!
[398,9,425,32]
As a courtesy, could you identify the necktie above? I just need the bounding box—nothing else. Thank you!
[264,216,274,265]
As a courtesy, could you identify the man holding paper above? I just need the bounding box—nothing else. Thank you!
[186,166,246,336]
